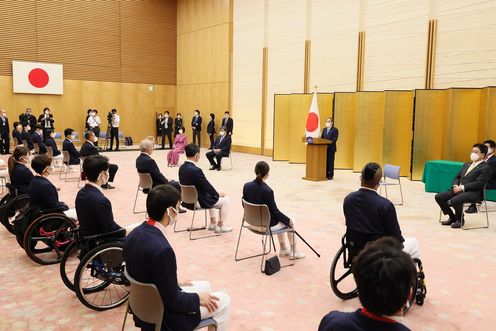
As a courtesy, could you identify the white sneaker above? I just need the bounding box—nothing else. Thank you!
[215,225,233,233]
[279,249,291,257]
[207,223,216,231]
[288,251,306,260]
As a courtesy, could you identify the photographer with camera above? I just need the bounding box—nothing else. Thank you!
[108,108,120,151]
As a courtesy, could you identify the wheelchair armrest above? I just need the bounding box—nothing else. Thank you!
[82,228,126,242]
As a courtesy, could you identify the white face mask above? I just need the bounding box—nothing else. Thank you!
[164,114,169,118]
[99,170,109,184]
[470,152,480,162]
[167,207,178,225]
[325,122,331,128]
[178,130,183,134]
[219,131,226,136]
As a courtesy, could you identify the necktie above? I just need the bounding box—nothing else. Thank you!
[465,162,478,176]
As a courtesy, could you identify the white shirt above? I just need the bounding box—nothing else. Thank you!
[87,116,101,128]
[112,114,120,128]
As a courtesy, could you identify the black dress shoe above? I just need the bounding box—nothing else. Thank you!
[216,166,221,171]
[440,217,456,226]
[101,183,115,189]
[451,220,462,229]
[209,166,217,170]
[465,204,477,214]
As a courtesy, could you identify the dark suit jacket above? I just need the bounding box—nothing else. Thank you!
[79,141,99,158]
[163,117,173,133]
[0,117,9,135]
[12,130,23,145]
[485,155,496,189]
[156,118,164,134]
[321,126,339,152]
[452,162,491,195]
[178,161,219,208]
[32,132,47,154]
[243,180,290,227]
[21,130,34,149]
[46,137,61,156]
[191,116,202,132]
[344,188,404,247]
[62,139,80,165]
[319,310,410,331]
[212,135,231,154]
[207,120,215,134]
[28,176,68,213]
[11,163,34,195]
[19,113,37,129]
[124,223,201,331]
[75,184,123,237]
[136,153,168,187]
[174,117,183,134]
[221,117,233,134]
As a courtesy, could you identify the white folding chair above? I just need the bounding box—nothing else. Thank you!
[379,164,403,205]
[133,173,153,214]
[220,153,233,171]
[461,186,491,230]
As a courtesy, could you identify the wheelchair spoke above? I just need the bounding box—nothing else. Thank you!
[335,268,353,284]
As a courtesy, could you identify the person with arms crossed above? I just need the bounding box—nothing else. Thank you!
[321,117,339,180]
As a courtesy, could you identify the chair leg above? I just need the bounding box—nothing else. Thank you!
[189,208,219,240]
[462,201,490,230]
[384,180,388,199]
[260,234,270,273]
[235,225,270,262]
[398,178,404,206]
[234,221,245,261]
[132,187,140,214]
[121,303,129,331]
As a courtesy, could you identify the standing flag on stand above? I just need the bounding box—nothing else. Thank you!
[305,90,320,138]
[12,60,63,95]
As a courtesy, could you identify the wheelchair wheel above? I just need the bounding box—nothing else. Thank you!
[23,213,77,265]
[60,241,80,291]
[330,246,358,300]
[74,242,129,311]
[1,194,29,235]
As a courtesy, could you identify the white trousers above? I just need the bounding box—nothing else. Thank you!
[403,237,420,259]
[250,221,297,246]
[207,196,230,225]
[182,281,231,331]
[63,208,78,220]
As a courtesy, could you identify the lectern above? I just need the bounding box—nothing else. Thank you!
[302,137,332,181]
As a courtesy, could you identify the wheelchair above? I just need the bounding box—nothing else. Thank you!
[330,235,427,313]
[0,185,30,234]
[60,228,130,311]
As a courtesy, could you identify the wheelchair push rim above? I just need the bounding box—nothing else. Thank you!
[330,246,358,300]
[1,194,30,235]
[60,240,81,291]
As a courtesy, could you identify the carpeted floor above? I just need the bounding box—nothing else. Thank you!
[0,148,495,331]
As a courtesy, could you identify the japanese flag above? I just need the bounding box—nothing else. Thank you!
[12,60,63,95]
[305,91,320,138]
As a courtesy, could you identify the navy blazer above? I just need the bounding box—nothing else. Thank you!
[11,163,34,195]
[0,117,9,135]
[321,126,339,152]
[75,184,123,237]
[212,135,231,154]
[62,139,80,165]
[79,141,99,158]
[12,130,23,145]
[31,132,47,154]
[452,162,491,196]
[21,130,34,149]
[136,153,168,187]
[124,223,201,331]
[243,180,290,227]
[344,188,404,247]
[163,117,173,133]
[28,176,68,213]
[207,120,215,134]
[19,113,37,129]
[191,115,202,132]
[178,161,219,208]
[174,117,183,134]
[221,117,233,134]
[319,310,410,331]
[46,137,61,156]
[486,155,496,189]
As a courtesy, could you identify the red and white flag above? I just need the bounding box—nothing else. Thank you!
[305,91,320,138]
[12,60,63,95]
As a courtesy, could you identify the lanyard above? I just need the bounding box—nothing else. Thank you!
[361,308,397,324]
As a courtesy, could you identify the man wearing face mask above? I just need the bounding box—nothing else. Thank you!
[321,117,339,180]
[221,111,233,135]
[80,131,118,189]
[179,144,232,233]
[465,139,496,213]
[0,109,10,154]
[32,125,48,154]
[21,124,34,151]
[435,143,491,228]
[191,109,202,147]
[87,109,101,146]
[62,128,81,165]
[344,163,419,258]
[19,107,37,134]
[161,111,173,150]
[206,127,231,171]
[124,184,231,331]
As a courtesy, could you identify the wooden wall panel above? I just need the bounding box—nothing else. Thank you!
[288,94,312,163]
[273,94,291,161]
[177,0,230,35]
[334,93,356,169]
[479,88,496,141]
[382,91,414,176]
[353,92,385,171]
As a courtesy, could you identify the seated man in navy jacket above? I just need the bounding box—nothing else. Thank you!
[179,144,232,233]
[62,128,81,165]
[319,237,415,331]
[28,155,77,219]
[21,124,34,150]
[123,185,231,331]
[344,163,419,258]
[205,126,231,171]
[466,140,496,213]
[75,155,126,238]
[80,131,118,189]
[31,125,48,154]
[12,122,23,146]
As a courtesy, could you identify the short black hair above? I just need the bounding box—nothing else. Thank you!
[47,129,54,135]
[87,109,92,114]
[93,109,98,114]
[361,162,382,186]
[473,143,488,156]
[35,124,43,130]
[194,109,200,114]
[176,113,181,116]
[111,108,117,113]
[83,155,109,182]
[43,107,50,112]
[219,126,227,132]
[146,185,181,221]
[84,131,95,140]
[185,143,200,157]
[352,237,416,316]
[165,111,169,114]
[64,128,74,137]
[483,140,495,149]
[210,113,215,119]
[31,154,52,174]
[224,111,230,115]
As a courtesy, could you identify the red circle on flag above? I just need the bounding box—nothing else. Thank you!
[306,113,319,132]
[28,68,49,88]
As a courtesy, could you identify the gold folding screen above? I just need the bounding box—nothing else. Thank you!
[334,93,356,169]
[273,94,291,161]
[479,87,496,141]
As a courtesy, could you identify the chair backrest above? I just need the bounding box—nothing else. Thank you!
[241,199,271,230]
[73,132,79,140]
[54,132,62,139]
[99,131,107,139]
[138,173,153,190]
[62,150,70,163]
[46,146,53,158]
[33,143,40,154]
[383,164,401,180]
[180,185,199,205]
[22,140,27,148]
[124,269,164,331]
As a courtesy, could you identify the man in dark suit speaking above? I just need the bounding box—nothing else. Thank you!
[206,126,231,171]
[321,117,339,180]
[435,143,491,228]
[80,131,118,189]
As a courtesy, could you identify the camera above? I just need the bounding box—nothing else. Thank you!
[107,112,114,126]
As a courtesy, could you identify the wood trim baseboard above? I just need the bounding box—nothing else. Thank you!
[231,145,262,155]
